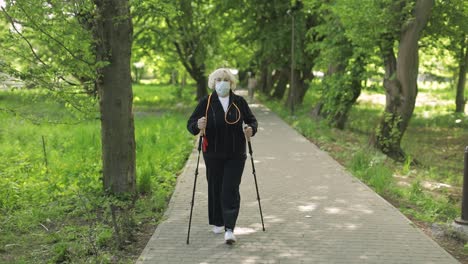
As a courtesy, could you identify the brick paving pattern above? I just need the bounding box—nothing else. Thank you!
[137,94,458,264]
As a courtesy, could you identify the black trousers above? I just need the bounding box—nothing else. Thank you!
[204,157,246,231]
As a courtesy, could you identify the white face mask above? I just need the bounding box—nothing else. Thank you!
[215,81,231,97]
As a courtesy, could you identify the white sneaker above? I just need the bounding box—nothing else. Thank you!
[212,226,224,234]
[224,229,236,244]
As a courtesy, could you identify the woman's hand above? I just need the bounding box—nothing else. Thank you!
[244,125,253,139]
[197,117,207,130]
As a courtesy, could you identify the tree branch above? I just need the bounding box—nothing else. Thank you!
[1,6,50,67]
[16,3,94,66]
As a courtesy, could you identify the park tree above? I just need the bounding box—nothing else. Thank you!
[337,0,434,161]
[309,1,366,129]
[131,0,182,85]
[226,0,319,108]
[376,0,434,160]
[93,0,136,194]
[133,0,218,101]
[425,0,467,113]
[1,0,136,194]
[284,0,319,111]
[246,0,291,96]
[242,0,292,96]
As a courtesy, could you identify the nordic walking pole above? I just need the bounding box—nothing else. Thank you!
[247,138,265,232]
[187,134,203,244]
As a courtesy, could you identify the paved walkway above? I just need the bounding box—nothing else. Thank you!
[137,93,459,264]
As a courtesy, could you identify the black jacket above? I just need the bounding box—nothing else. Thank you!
[187,91,258,159]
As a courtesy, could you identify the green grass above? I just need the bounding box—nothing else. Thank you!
[0,84,197,263]
[259,80,465,224]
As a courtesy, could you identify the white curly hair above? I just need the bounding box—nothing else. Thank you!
[207,68,237,90]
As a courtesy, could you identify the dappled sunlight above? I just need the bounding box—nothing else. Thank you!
[241,257,261,264]
[334,198,347,204]
[248,103,262,108]
[264,215,285,223]
[324,207,343,214]
[350,204,373,214]
[321,203,373,215]
[421,180,452,191]
[298,203,318,212]
[345,223,360,230]
[279,249,304,258]
[311,196,328,200]
[328,222,362,231]
[249,222,265,230]
[324,199,374,215]
[358,90,455,108]
[235,227,257,235]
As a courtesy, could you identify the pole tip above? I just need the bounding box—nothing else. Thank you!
[465,146,468,152]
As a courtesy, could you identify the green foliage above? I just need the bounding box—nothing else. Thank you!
[132,0,226,86]
[52,242,70,263]
[0,0,102,120]
[349,149,394,195]
[426,0,467,53]
[96,228,114,248]
[402,154,413,175]
[1,0,97,89]
[400,180,458,222]
[0,85,194,263]
[375,112,403,153]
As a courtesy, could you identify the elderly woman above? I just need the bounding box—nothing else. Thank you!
[187,68,258,244]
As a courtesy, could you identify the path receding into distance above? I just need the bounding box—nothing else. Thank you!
[137,90,458,264]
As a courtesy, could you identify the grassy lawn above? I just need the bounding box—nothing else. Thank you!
[0,84,197,263]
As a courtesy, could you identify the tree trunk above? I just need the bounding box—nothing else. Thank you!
[265,65,273,96]
[185,56,207,101]
[258,61,274,95]
[167,0,208,101]
[272,68,289,99]
[285,69,302,110]
[258,63,268,94]
[94,0,136,194]
[171,70,179,85]
[374,0,434,161]
[297,72,313,103]
[333,59,364,129]
[196,74,207,101]
[455,39,467,113]
[182,72,187,87]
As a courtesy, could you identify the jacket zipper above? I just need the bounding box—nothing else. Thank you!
[231,103,236,153]
[211,104,218,152]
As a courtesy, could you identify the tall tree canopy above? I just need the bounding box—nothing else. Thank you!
[1,0,136,194]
